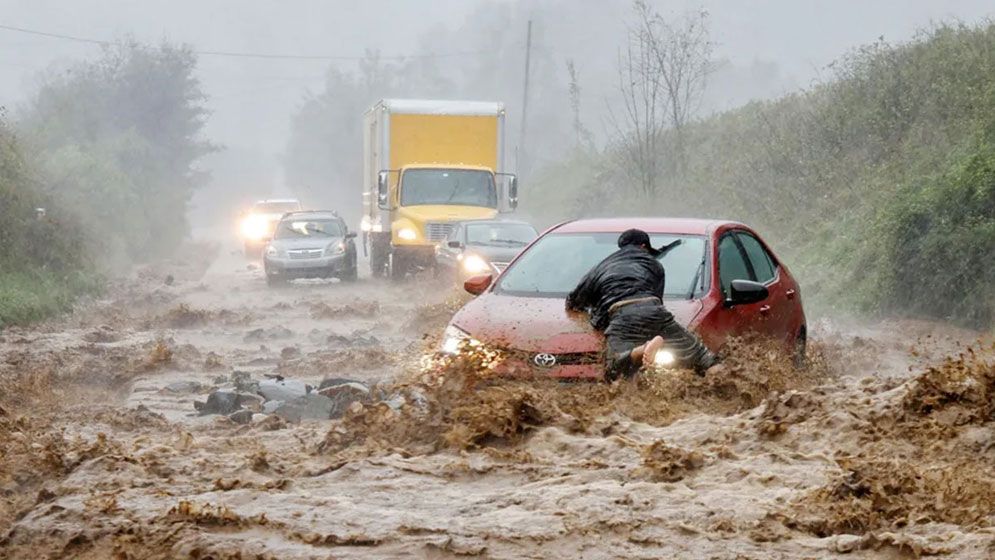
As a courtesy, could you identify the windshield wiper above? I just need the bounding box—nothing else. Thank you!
[444,180,463,203]
[487,238,527,246]
[686,255,705,300]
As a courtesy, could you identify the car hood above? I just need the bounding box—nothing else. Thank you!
[270,236,342,251]
[452,294,703,354]
[464,246,526,263]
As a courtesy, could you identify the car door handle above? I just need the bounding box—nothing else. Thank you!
[759,305,771,315]
[785,289,796,299]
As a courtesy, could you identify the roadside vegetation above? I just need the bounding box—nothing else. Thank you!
[0,41,211,327]
[523,21,995,330]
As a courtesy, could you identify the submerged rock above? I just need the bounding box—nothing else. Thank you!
[317,381,370,419]
[258,378,310,401]
[194,390,241,415]
[269,394,336,422]
[228,409,254,425]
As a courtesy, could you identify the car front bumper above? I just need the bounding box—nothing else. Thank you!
[264,253,349,278]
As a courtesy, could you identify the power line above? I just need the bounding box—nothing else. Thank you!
[0,23,489,61]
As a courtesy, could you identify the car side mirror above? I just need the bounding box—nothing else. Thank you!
[447,240,463,249]
[377,170,390,209]
[725,279,769,307]
[463,274,493,296]
[345,232,357,239]
[509,175,519,209]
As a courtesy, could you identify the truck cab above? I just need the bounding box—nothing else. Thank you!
[362,99,518,279]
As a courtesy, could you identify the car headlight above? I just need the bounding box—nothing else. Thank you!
[461,254,491,274]
[265,245,279,258]
[653,349,677,367]
[241,215,269,240]
[326,241,346,255]
[441,325,477,354]
[397,227,417,241]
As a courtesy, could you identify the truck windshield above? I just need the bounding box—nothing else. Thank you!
[400,169,497,208]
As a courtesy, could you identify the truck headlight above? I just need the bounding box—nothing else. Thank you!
[461,254,490,274]
[441,325,476,354]
[654,349,676,367]
[397,227,417,241]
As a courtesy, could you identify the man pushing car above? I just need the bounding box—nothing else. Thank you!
[566,228,722,380]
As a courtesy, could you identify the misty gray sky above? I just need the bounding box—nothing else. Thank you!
[2,0,993,198]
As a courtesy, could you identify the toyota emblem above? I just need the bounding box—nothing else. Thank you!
[532,353,557,368]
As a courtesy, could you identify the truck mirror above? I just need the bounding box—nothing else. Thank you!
[377,171,390,209]
[447,240,463,249]
[509,175,519,209]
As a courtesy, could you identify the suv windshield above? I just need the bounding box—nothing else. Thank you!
[274,218,343,240]
[255,201,301,214]
[466,223,537,247]
[496,232,707,298]
[401,169,497,208]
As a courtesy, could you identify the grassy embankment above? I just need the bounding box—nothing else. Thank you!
[524,23,995,330]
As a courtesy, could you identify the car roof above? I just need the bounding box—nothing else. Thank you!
[552,217,741,236]
[279,210,340,220]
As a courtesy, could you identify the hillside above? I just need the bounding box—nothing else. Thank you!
[524,22,995,329]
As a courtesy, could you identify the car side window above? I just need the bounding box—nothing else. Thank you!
[736,233,776,284]
[718,234,752,297]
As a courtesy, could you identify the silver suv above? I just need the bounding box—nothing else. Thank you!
[263,211,358,286]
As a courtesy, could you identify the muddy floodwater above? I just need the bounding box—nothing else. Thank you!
[1,244,993,559]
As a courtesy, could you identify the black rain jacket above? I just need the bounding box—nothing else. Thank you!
[566,245,665,331]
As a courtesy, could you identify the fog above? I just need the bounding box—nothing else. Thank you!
[1,0,993,229]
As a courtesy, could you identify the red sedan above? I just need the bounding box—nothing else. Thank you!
[441,218,807,379]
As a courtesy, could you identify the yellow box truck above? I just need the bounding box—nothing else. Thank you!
[361,99,518,279]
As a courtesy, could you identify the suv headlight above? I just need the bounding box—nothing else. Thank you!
[327,241,346,255]
[441,325,476,354]
[461,254,490,274]
[265,245,279,258]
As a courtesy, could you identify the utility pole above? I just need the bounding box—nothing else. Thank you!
[518,19,533,177]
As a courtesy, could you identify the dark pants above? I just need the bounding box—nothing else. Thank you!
[603,303,717,381]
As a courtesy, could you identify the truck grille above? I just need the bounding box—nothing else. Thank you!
[288,249,323,260]
[425,222,455,243]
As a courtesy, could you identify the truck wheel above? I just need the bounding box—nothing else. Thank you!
[390,253,407,281]
[370,244,387,278]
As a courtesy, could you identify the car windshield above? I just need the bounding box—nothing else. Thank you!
[401,169,497,208]
[466,223,537,247]
[495,232,707,298]
[254,201,300,214]
[274,218,342,239]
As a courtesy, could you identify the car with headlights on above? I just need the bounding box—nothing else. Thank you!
[263,211,358,286]
[435,219,538,283]
[240,198,304,257]
[441,218,807,379]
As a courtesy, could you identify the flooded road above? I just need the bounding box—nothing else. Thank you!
[1,245,992,559]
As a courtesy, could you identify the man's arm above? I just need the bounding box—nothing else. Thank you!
[566,267,599,311]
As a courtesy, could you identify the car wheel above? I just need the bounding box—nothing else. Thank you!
[793,327,807,368]
[342,258,358,282]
